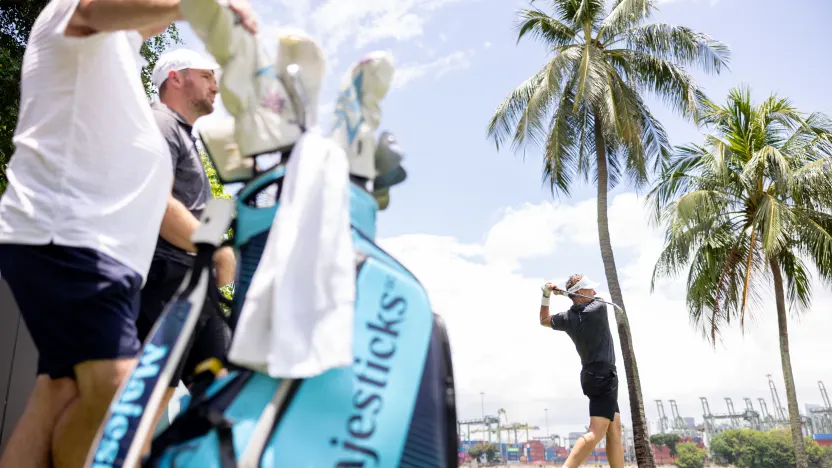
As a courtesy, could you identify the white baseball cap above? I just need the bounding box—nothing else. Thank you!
[567,275,600,293]
[151,48,220,89]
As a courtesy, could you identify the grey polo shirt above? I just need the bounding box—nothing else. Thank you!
[151,101,212,266]
[550,299,617,370]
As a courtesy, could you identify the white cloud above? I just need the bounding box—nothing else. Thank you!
[263,0,473,62]
[484,41,492,49]
[249,0,478,98]
[392,50,474,89]
[377,193,832,439]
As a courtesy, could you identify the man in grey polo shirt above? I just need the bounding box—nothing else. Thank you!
[137,48,236,435]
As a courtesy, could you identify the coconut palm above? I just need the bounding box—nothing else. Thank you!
[648,85,832,468]
[486,0,729,465]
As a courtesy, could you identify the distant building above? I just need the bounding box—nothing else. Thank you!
[684,417,696,428]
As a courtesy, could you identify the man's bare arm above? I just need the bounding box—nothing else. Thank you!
[540,304,552,328]
[66,0,183,37]
[160,195,200,253]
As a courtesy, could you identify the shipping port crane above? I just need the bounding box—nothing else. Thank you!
[700,397,760,437]
[766,374,814,436]
[655,400,671,434]
[757,398,776,429]
[533,434,563,447]
[810,381,832,434]
[768,374,788,421]
[459,416,500,443]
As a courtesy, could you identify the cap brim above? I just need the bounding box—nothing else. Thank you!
[193,58,221,71]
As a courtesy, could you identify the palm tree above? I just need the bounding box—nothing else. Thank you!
[486,1,729,465]
[648,86,832,468]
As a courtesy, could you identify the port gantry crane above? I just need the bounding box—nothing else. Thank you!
[809,381,832,434]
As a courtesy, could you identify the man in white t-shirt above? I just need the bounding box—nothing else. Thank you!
[0,1,256,467]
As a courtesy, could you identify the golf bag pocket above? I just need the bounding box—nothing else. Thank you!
[145,227,459,467]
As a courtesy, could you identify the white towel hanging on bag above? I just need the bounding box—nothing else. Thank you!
[227,130,356,378]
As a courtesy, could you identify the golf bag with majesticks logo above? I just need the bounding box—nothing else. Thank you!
[126,3,459,467]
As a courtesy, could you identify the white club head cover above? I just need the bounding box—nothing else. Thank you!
[179,0,316,159]
[275,31,326,129]
[330,51,395,186]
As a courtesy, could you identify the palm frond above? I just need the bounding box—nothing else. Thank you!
[599,0,656,39]
[621,23,730,75]
[515,9,578,47]
[754,194,792,258]
[542,74,583,196]
[778,250,813,314]
[512,48,582,151]
[571,0,606,31]
[606,49,706,119]
[487,65,549,151]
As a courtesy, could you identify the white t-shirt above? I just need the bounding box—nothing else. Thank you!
[0,0,173,281]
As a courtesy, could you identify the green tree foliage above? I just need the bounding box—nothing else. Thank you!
[648,86,832,468]
[651,433,682,456]
[468,442,499,463]
[0,1,181,194]
[675,441,707,468]
[486,2,729,465]
[708,429,832,468]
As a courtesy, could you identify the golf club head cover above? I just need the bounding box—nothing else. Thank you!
[275,31,326,129]
[331,51,395,186]
[372,131,407,210]
[179,0,319,159]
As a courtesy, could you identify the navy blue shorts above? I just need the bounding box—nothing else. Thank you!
[580,363,620,421]
[0,243,143,380]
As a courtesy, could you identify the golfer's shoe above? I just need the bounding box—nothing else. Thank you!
[180,0,325,165]
[330,51,395,187]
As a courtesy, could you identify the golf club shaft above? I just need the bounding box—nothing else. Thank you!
[554,289,623,312]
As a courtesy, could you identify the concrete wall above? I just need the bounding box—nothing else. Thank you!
[0,279,37,452]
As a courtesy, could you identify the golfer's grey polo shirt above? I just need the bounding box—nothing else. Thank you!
[550,299,616,369]
[151,101,212,265]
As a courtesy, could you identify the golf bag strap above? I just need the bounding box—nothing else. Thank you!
[146,372,253,467]
[213,413,237,468]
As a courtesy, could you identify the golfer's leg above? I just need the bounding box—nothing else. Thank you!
[606,412,625,468]
[0,376,77,468]
[52,358,136,468]
[0,244,87,468]
[563,416,609,468]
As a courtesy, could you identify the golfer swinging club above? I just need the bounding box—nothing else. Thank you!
[539,274,624,468]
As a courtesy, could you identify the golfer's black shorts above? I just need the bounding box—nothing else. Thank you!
[580,363,620,421]
[137,256,231,388]
[0,242,143,380]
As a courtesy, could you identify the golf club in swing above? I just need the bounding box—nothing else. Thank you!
[549,286,624,313]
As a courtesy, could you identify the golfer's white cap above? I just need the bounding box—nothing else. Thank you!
[567,275,600,293]
[151,49,220,89]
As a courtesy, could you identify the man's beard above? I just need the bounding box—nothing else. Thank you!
[191,98,214,117]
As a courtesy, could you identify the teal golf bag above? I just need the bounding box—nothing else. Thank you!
[144,160,459,467]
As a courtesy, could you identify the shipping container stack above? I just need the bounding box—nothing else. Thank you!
[506,447,521,464]
[525,440,546,462]
[585,446,608,465]
[814,434,832,447]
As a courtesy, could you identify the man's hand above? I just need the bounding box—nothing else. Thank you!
[213,246,236,287]
[228,0,258,34]
[541,282,554,298]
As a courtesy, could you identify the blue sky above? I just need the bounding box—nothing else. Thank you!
[170,0,832,442]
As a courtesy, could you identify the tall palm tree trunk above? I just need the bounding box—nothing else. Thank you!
[594,117,655,468]
[770,257,808,468]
